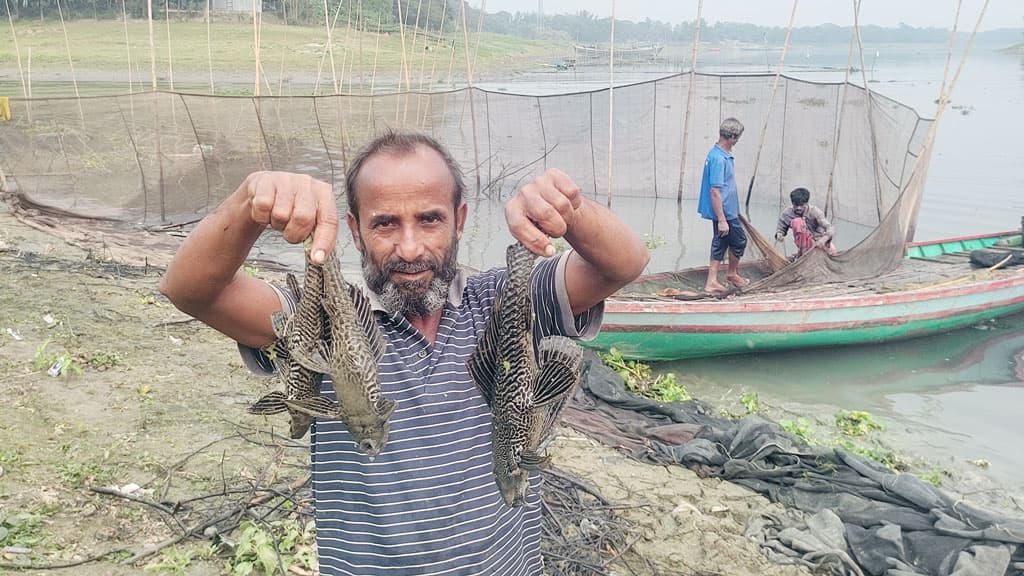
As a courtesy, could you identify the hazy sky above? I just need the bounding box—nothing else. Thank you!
[483,0,1022,32]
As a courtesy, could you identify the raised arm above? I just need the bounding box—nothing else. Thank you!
[504,169,650,315]
[159,171,339,348]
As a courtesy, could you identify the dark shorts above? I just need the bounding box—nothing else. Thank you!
[709,218,747,261]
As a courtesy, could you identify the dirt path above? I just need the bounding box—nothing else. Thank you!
[0,204,809,575]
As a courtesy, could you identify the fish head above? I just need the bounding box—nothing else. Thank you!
[494,466,530,507]
[348,399,396,458]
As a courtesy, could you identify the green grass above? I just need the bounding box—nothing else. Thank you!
[0,19,561,95]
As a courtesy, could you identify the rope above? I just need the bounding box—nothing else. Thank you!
[743,0,798,213]
[4,0,28,100]
[606,0,615,207]
[676,0,703,202]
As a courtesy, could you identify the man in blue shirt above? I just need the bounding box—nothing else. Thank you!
[697,117,747,293]
[160,131,650,575]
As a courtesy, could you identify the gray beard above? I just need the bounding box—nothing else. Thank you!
[361,242,459,318]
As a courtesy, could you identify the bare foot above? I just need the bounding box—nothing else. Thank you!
[704,281,727,293]
[726,274,750,288]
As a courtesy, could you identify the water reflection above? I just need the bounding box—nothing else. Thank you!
[657,312,1024,488]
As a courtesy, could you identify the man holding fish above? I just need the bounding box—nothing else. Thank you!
[160,131,649,575]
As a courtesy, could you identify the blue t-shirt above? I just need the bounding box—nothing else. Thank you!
[697,143,739,221]
[241,252,603,575]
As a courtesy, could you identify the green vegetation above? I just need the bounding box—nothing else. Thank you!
[32,339,83,378]
[778,417,815,445]
[0,19,558,96]
[835,410,885,437]
[222,518,316,575]
[598,348,690,403]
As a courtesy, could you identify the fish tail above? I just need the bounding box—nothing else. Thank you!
[288,412,314,439]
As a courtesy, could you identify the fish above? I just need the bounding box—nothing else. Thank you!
[467,242,584,507]
[248,245,332,440]
[289,247,396,459]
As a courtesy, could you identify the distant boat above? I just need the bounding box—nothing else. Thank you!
[572,43,663,65]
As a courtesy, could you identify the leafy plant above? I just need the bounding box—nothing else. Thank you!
[643,233,667,251]
[740,391,760,414]
[225,518,316,575]
[598,349,690,403]
[835,410,885,437]
[32,340,83,378]
[0,511,44,548]
[779,418,816,445]
[88,350,122,370]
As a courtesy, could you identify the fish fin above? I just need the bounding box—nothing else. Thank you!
[286,272,303,303]
[283,396,340,418]
[376,398,397,419]
[348,282,387,362]
[292,340,331,374]
[519,450,551,471]
[467,293,504,407]
[533,336,583,407]
[270,311,291,340]
[248,390,290,415]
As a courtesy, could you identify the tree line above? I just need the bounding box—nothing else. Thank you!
[4,0,1020,47]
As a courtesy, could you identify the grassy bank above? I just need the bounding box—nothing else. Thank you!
[0,19,564,95]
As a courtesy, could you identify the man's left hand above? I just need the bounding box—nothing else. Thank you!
[505,169,583,257]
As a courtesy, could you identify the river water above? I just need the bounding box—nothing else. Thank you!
[486,41,1024,496]
[542,42,1024,495]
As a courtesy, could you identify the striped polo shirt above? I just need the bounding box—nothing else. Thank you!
[241,251,602,575]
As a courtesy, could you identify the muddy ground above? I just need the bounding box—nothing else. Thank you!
[0,201,824,575]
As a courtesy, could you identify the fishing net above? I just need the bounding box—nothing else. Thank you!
[0,72,931,282]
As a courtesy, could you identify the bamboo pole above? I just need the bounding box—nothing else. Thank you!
[824,19,859,214]
[253,0,260,96]
[676,0,702,201]
[366,13,381,123]
[404,0,424,123]
[277,0,288,95]
[459,0,481,192]
[26,46,31,121]
[605,0,615,207]
[396,0,411,123]
[743,0,798,213]
[901,0,986,240]
[147,0,158,90]
[164,0,175,90]
[4,0,28,99]
[851,0,883,218]
[470,0,486,76]
[206,0,214,93]
[120,0,134,95]
[55,0,84,125]
[357,0,364,89]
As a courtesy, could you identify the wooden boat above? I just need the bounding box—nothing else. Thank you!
[584,231,1024,361]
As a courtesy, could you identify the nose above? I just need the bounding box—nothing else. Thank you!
[394,226,424,262]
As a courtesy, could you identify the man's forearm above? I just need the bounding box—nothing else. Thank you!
[563,197,649,286]
[161,184,266,313]
[711,188,726,222]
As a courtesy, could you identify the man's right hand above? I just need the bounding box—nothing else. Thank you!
[775,232,784,242]
[717,220,730,237]
[244,171,340,264]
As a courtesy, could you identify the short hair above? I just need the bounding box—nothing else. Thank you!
[345,130,466,222]
[719,117,745,140]
[790,187,811,205]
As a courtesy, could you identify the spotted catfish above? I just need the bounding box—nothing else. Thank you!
[467,242,584,507]
[289,247,396,459]
[248,244,333,440]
